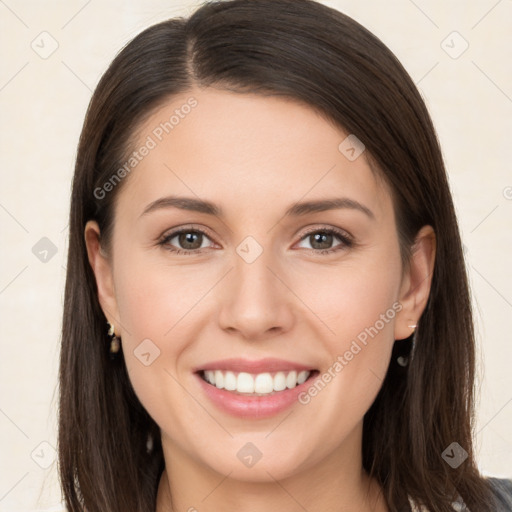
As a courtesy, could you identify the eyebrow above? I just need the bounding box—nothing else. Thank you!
[140,195,375,220]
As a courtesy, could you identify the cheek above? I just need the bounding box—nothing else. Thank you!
[294,251,402,410]
[297,249,401,350]
[113,250,213,348]
[111,254,204,439]
[329,268,400,356]
[111,251,217,419]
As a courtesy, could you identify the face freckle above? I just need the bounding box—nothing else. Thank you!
[104,86,406,483]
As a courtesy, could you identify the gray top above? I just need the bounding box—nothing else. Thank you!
[488,478,512,511]
[407,477,512,511]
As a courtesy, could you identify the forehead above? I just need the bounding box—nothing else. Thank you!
[118,87,391,222]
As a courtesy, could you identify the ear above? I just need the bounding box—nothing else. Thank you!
[394,225,436,340]
[84,220,120,332]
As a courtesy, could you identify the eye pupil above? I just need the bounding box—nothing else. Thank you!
[311,232,333,250]
[179,232,202,249]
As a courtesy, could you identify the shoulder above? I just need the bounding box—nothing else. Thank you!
[486,476,512,510]
[407,477,512,511]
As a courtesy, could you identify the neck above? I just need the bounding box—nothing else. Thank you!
[155,427,389,512]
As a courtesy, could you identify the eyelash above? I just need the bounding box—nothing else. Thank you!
[158,225,354,256]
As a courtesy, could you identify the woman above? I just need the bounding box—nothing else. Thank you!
[58,0,512,510]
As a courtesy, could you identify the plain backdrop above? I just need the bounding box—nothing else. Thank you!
[0,1,511,510]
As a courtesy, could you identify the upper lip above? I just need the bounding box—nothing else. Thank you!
[194,358,316,374]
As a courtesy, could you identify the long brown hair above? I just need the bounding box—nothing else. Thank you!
[58,0,494,510]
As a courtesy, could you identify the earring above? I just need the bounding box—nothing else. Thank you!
[107,321,121,357]
[408,323,417,358]
[146,432,154,454]
[397,323,417,367]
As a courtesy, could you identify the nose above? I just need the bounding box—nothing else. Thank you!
[217,243,295,342]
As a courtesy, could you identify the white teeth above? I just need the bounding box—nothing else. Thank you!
[285,370,297,389]
[224,371,237,391]
[202,369,312,395]
[297,370,309,385]
[237,372,255,393]
[214,370,224,389]
[254,373,273,393]
[273,372,287,391]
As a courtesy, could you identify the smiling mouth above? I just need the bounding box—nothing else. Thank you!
[197,369,319,396]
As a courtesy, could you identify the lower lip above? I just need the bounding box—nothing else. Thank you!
[195,371,318,419]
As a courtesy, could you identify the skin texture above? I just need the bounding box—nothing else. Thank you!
[85,87,435,512]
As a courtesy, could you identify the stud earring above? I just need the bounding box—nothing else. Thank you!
[107,322,121,357]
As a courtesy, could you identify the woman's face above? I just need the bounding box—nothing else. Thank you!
[86,87,432,481]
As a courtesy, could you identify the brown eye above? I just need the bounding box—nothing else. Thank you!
[175,231,204,250]
[296,228,353,254]
[159,228,214,255]
[309,232,335,250]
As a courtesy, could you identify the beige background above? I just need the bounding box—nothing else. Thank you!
[0,0,511,510]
